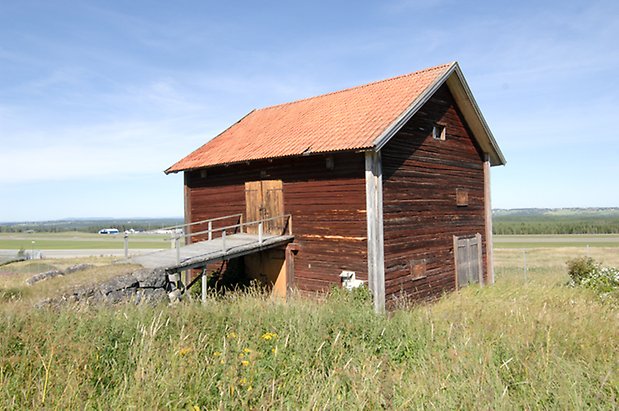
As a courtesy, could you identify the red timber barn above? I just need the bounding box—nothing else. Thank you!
[166,62,505,312]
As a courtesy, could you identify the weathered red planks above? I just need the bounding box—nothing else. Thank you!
[381,84,487,302]
[185,152,368,292]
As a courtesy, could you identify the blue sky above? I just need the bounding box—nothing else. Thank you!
[1,0,618,221]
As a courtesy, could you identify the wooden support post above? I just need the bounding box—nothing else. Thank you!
[124,233,129,258]
[285,243,301,299]
[258,222,263,244]
[483,154,495,285]
[288,215,293,235]
[208,221,213,241]
[365,151,385,313]
[201,268,207,304]
[239,215,244,233]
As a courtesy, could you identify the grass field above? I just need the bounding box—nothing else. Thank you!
[0,247,617,408]
[0,232,170,250]
[1,232,618,252]
[494,234,619,248]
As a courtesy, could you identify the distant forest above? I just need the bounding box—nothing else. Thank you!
[2,208,619,235]
[0,218,184,233]
[492,208,619,235]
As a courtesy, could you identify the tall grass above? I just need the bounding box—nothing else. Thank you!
[0,251,617,409]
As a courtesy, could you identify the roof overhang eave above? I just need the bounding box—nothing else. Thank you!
[372,61,506,166]
[163,146,375,175]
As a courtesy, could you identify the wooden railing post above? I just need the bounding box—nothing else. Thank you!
[288,215,292,235]
[239,215,244,233]
[258,222,263,244]
[208,221,213,241]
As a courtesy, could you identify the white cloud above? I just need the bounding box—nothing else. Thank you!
[0,117,213,183]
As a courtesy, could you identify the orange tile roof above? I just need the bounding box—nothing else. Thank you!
[166,63,453,173]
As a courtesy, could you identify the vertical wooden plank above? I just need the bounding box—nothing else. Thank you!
[245,181,262,234]
[285,243,301,298]
[365,151,385,313]
[184,172,192,244]
[453,235,459,289]
[262,180,284,234]
[366,154,376,297]
[466,238,473,285]
[375,152,385,312]
[483,154,494,285]
[476,232,483,286]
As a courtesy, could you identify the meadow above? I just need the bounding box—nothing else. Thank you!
[0,232,170,251]
[494,234,619,249]
[0,246,617,409]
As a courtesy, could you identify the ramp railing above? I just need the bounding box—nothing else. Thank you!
[123,213,292,263]
[177,213,292,256]
[122,213,243,258]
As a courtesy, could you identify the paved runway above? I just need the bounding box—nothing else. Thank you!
[0,249,161,259]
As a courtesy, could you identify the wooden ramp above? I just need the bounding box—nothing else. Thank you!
[130,233,294,272]
[129,214,294,273]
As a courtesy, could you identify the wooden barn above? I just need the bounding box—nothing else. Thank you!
[165,62,505,311]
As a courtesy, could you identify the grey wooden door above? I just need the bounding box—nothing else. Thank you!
[454,233,483,288]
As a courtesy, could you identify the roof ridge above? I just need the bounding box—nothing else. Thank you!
[256,62,454,112]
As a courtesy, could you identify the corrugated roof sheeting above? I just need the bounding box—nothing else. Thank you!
[166,63,451,173]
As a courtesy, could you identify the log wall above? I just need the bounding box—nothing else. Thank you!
[184,152,367,292]
[381,84,487,302]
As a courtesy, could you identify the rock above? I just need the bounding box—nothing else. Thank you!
[34,266,174,308]
[133,267,167,289]
[64,264,93,274]
[98,274,139,295]
[168,289,182,303]
[25,264,93,286]
[25,270,63,286]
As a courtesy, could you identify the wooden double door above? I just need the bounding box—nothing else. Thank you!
[244,180,284,234]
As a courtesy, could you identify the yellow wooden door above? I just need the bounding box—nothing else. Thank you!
[245,181,262,234]
[244,180,284,234]
[262,180,284,234]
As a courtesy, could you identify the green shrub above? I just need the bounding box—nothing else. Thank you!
[566,257,619,301]
[566,257,597,285]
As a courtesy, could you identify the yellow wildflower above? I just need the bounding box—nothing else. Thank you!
[241,360,250,366]
[261,332,278,341]
[213,351,221,357]
[243,348,252,354]
[227,331,237,339]
[178,347,192,356]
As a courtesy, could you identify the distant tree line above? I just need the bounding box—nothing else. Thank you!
[0,218,184,234]
[493,217,619,235]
